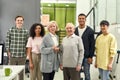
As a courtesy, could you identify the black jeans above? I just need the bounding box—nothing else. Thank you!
[42,71,55,80]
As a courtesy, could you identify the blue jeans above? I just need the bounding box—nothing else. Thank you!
[99,68,110,80]
[82,58,90,80]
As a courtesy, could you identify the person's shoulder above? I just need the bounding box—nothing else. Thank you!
[28,37,32,40]
[108,33,115,38]
[22,27,28,31]
[73,35,82,43]
[86,26,94,33]
[42,33,49,39]
[9,27,15,30]
[86,26,93,30]
[109,33,114,36]
[21,28,28,34]
[73,34,81,39]
[62,36,67,42]
[8,27,16,32]
[74,34,79,38]
[96,34,102,39]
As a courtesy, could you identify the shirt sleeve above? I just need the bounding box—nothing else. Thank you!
[5,29,11,51]
[89,30,95,58]
[78,37,84,65]
[110,36,117,57]
[59,44,63,65]
[40,36,54,55]
[26,37,32,48]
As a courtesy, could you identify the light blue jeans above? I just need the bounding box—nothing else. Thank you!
[98,68,110,80]
[83,58,90,80]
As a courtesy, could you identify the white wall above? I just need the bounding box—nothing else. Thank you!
[75,0,120,49]
[76,0,91,26]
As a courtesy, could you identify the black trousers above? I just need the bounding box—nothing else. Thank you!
[42,71,55,80]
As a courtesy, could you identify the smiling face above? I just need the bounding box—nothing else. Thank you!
[15,17,24,28]
[48,21,58,35]
[78,15,86,28]
[35,25,41,36]
[48,24,57,34]
[100,25,109,35]
[65,23,75,36]
[99,20,109,35]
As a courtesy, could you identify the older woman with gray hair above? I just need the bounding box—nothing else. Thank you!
[40,21,60,80]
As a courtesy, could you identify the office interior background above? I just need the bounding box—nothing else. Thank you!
[0,0,120,80]
[0,0,120,48]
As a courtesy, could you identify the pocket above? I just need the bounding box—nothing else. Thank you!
[47,54,52,62]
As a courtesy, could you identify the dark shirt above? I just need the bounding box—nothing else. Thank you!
[74,26,95,58]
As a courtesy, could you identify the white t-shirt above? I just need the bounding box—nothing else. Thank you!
[78,26,87,37]
[50,33,58,46]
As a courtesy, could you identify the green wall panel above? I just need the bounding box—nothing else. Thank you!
[41,3,76,29]
[66,8,76,25]
[55,8,66,29]
[42,7,55,20]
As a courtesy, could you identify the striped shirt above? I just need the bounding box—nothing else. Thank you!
[6,27,29,57]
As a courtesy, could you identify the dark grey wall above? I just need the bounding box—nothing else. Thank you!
[0,0,40,42]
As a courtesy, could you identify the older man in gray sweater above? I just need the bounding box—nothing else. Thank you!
[60,23,84,80]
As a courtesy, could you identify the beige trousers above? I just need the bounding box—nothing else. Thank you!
[30,53,42,80]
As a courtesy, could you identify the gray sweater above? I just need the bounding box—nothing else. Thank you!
[61,34,84,67]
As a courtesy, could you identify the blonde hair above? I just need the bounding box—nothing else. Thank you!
[47,21,58,31]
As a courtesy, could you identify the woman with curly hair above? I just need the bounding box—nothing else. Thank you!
[26,23,45,80]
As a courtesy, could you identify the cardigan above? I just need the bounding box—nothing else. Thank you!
[40,33,60,73]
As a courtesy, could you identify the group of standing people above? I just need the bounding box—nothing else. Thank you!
[5,13,117,80]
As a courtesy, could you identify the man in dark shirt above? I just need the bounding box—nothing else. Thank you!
[75,13,95,80]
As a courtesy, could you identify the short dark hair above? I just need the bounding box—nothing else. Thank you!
[100,20,109,26]
[15,16,24,21]
[30,23,45,39]
[78,13,86,18]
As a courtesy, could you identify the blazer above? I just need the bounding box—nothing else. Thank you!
[40,33,60,73]
[74,26,95,58]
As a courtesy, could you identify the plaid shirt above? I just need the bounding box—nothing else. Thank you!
[6,27,29,57]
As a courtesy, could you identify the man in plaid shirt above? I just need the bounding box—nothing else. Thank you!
[5,15,29,79]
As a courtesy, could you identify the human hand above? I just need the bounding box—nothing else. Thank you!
[87,58,93,64]
[7,51,11,59]
[95,64,97,68]
[60,64,63,71]
[52,46,59,53]
[29,62,34,70]
[76,65,81,71]
[108,64,112,71]
[55,47,59,52]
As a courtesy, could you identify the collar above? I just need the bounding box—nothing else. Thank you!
[78,25,87,29]
[67,34,76,38]
[49,32,56,37]
[15,26,23,30]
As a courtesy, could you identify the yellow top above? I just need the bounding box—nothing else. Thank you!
[95,33,117,70]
